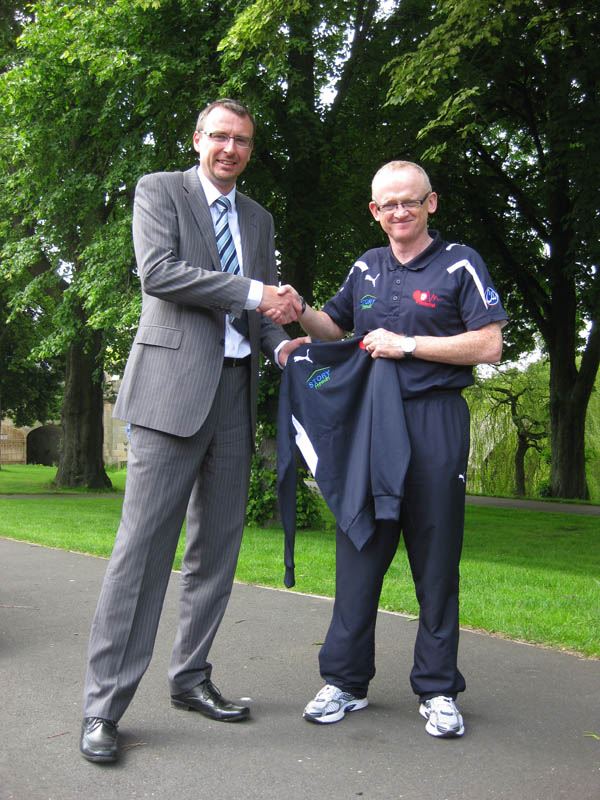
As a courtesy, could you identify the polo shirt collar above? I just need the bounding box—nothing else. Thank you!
[391,230,444,271]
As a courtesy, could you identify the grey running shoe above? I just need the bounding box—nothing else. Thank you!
[303,684,368,724]
[419,695,465,738]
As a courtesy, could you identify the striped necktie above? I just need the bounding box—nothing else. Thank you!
[213,195,249,338]
[213,196,240,275]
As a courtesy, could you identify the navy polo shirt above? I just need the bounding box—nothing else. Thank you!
[322,232,508,397]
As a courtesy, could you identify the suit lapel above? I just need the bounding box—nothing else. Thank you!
[182,167,220,267]
[237,192,258,278]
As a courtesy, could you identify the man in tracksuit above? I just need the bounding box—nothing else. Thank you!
[290,160,508,737]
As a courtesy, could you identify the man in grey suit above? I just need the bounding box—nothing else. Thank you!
[80,99,306,763]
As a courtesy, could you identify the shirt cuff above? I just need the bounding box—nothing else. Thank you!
[273,340,286,369]
[245,279,263,310]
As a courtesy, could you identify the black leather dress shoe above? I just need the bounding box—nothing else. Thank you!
[80,717,118,763]
[171,680,250,722]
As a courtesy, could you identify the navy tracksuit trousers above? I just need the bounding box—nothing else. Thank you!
[319,389,469,701]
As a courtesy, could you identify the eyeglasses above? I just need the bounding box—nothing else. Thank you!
[199,130,254,149]
[375,192,431,214]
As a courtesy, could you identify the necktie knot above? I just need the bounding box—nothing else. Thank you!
[213,195,240,277]
[214,195,231,215]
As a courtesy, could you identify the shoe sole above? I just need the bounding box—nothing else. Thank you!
[303,697,369,724]
[170,698,250,722]
[80,748,118,763]
[419,703,464,738]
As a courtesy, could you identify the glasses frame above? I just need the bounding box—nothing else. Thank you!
[199,130,254,149]
[375,192,431,214]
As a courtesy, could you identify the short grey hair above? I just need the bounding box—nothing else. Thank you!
[371,160,432,199]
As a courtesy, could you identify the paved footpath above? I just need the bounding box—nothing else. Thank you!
[0,537,598,800]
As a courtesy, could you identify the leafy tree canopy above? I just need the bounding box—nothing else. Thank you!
[385,0,600,497]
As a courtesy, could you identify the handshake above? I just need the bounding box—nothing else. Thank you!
[258,284,304,326]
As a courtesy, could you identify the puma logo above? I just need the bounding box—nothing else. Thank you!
[294,349,314,364]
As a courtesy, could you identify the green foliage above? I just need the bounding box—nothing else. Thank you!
[386,0,599,358]
[0,0,235,366]
[2,0,598,496]
[245,451,278,526]
[584,377,600,502]
[0,279,63,427]
[468,358,550,496]
[0,0,244,483]
[468,356,600,502]
[246,452,322,529]
[385,0,600,498]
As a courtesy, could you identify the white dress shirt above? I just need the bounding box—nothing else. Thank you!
[197,168,286,366]
[197,168,263,358]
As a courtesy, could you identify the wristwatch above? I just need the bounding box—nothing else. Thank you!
[298,295,307,315]
[399,336,416,359]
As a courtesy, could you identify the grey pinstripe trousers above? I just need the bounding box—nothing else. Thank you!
[83,367,252,721]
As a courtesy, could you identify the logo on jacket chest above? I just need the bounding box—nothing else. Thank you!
[307,367,332,390]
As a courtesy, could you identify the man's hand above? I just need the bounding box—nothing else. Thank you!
[277,336,312,367]
[258,284,303,325]
[362,328,405,359]
[363,322,504,364]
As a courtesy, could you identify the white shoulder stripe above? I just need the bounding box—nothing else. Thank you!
[292,414,319,476]
[341,259,369,291]
[446,259,488,308]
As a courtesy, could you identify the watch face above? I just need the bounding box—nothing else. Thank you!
[402,337,416,353]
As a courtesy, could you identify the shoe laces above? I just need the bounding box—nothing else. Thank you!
[315,684,342,702]
[427,696,458,716]
[205,680,222,698]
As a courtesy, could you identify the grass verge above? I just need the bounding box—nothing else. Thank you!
[0,465,598,657]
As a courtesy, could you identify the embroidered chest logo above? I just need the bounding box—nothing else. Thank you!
[412,289,439,308]
[360,294,377,310]
[307,367,332,390]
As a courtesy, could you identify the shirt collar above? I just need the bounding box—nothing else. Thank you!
[391,231,444,271]
[196,166,237,210]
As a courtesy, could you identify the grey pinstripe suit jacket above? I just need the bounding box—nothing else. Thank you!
[114,166,287,439]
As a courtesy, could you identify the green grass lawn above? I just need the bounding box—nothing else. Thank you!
[1,465,598,658]
[0,463,128,493]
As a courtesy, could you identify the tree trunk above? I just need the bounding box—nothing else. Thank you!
[514,435,528,497]
[549,362,589,499]
[543,50,594,500]
[54,330,111,489]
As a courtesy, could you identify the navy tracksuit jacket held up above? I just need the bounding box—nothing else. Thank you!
[277,336,410,588]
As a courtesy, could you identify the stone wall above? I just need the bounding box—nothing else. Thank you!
[0,419,28,464]
[1,404,129,467]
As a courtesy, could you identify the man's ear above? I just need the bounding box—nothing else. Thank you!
[427,192,438,214]
[368,201,380,222]
[192,131,201,154]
